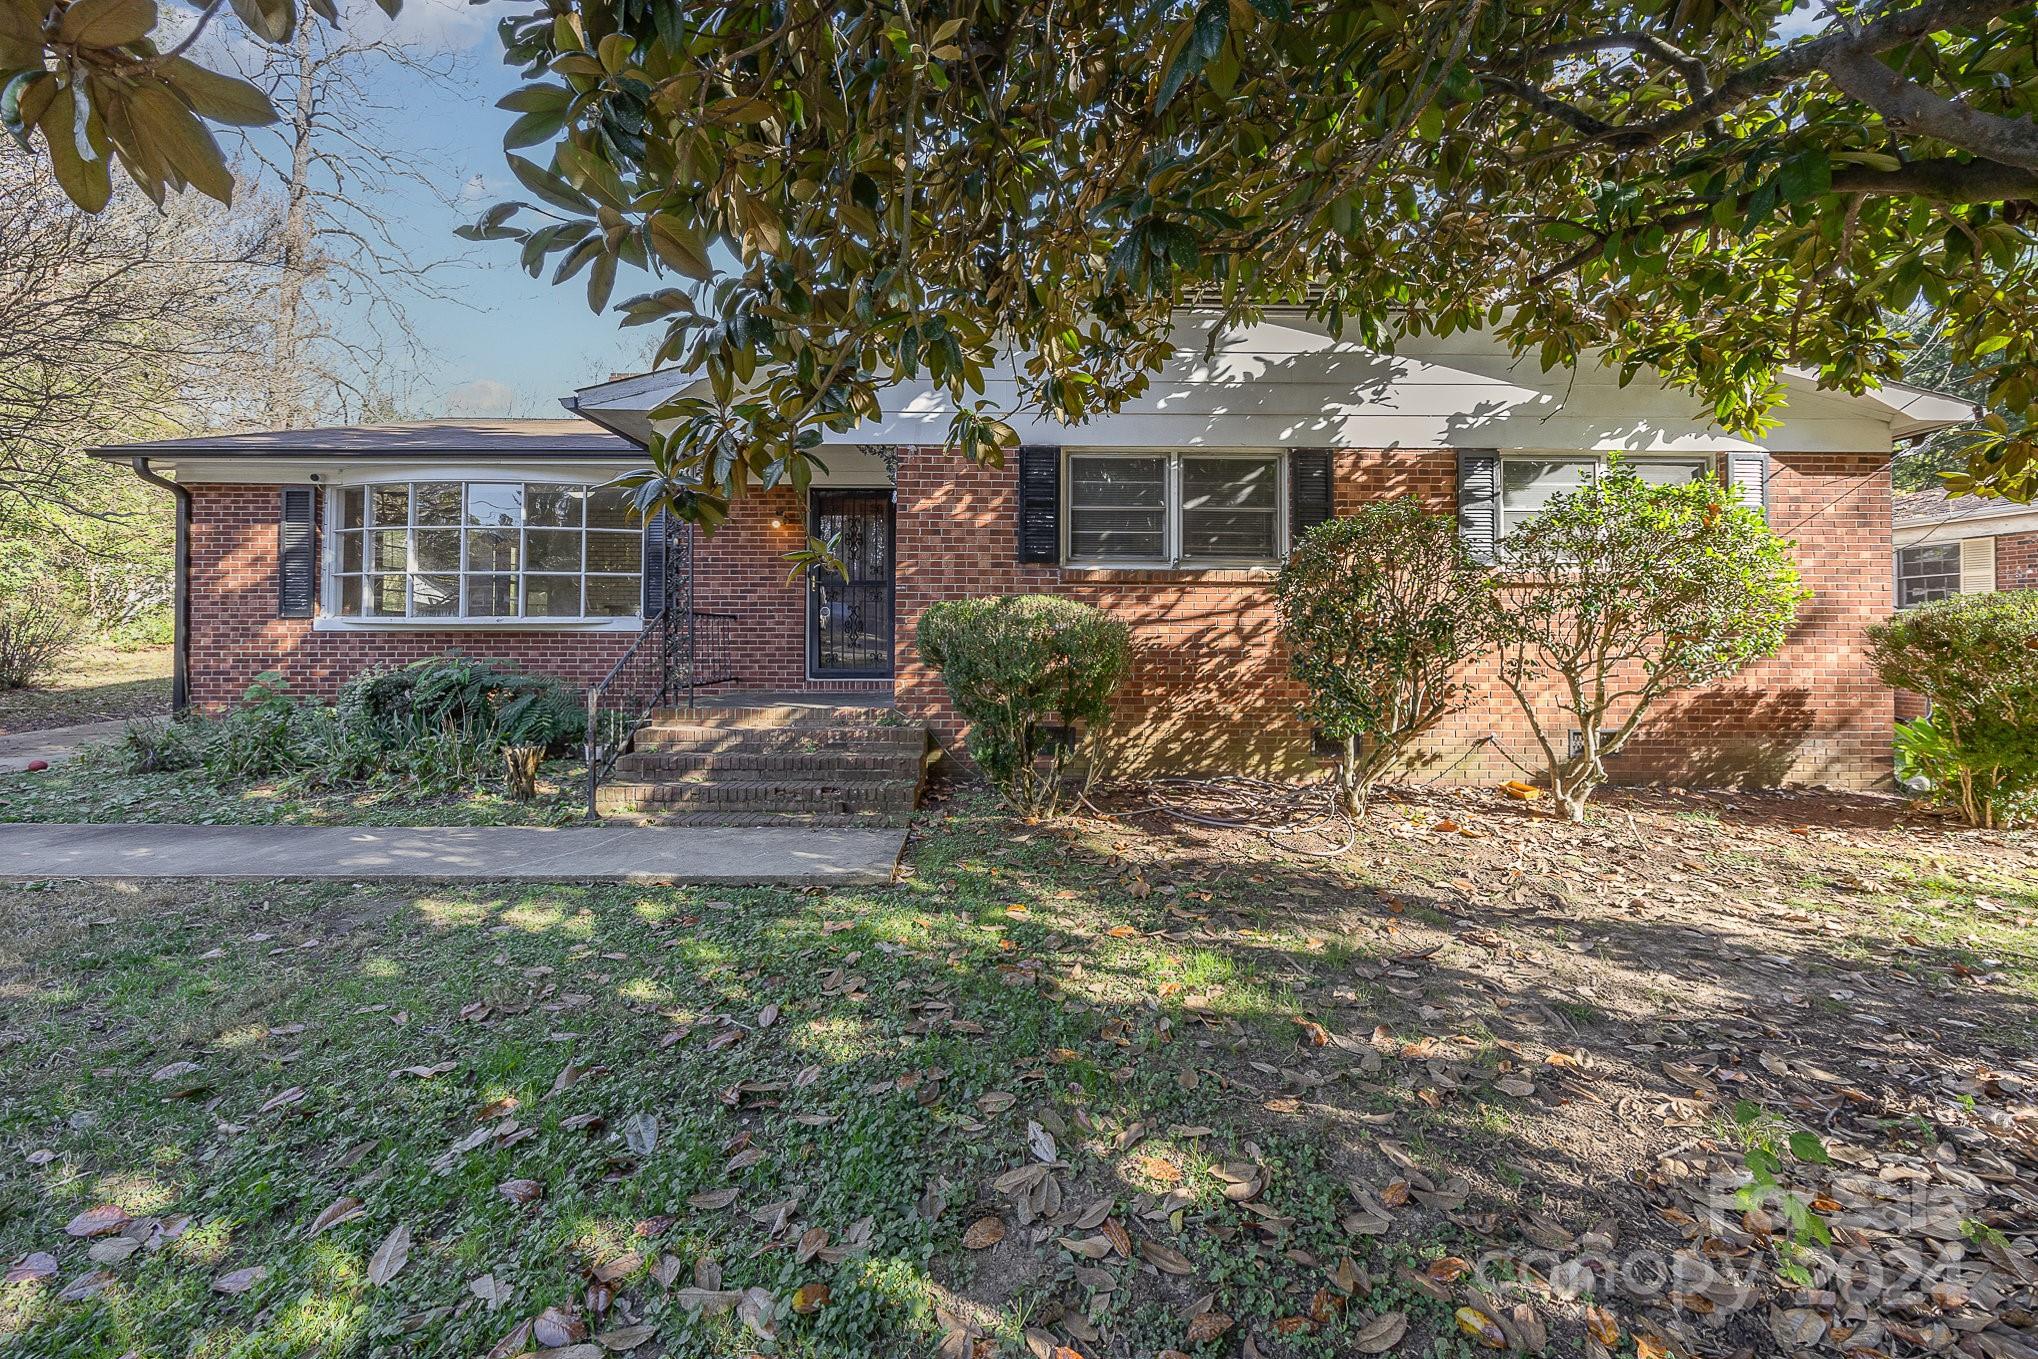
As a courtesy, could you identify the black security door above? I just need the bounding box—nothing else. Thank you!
[808,490,895,677]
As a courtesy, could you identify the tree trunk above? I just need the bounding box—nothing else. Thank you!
[1337,735,1364,818]
[267,23,317,428]
[503,745,543,801]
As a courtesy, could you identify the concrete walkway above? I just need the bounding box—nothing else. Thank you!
[0,822,906,885]
[0,720,130,774]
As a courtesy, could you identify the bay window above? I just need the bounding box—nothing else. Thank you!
[328,480,642,622]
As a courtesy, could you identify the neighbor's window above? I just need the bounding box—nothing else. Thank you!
[1498,455,1711,540]
[1896,543,1962,609]
[329,481,641,620]
[1065,452,1283,566]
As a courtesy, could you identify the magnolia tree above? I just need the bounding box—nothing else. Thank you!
[1488,470,1809,821]
[458,0,2030,526]
[1275,500,1488,813]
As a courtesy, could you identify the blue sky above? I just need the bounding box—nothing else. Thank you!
[212,0,658,418]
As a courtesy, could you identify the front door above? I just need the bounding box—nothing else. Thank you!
[807,489,895,678]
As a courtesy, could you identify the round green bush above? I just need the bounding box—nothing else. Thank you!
[1869,590,2038,827]
[917,595,1130,815]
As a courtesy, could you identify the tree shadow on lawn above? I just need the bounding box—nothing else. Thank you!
[0,793,2033,1359]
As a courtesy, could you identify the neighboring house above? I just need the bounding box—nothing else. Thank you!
[97,313,1974,799]
[1893,487,2038,605]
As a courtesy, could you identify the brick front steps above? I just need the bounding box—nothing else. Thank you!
[596,699,931,827]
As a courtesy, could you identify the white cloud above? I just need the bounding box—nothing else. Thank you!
[457,172,496,203]
[445,377,517,416]
[341,0,504,53]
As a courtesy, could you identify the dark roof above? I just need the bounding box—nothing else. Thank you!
[93,419,640,459]
[1893,486,2033,527]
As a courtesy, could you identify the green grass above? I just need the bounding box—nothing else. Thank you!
[0,646,172,737]
[0,757,584,828]
[0,806,1474,1359]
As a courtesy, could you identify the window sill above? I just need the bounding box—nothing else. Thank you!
[1058,564,1279,584]
[311,616,643,633]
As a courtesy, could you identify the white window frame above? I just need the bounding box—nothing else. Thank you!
[1494,453,1717,550]
[1061,450,1287,569]
[316,473,644,632]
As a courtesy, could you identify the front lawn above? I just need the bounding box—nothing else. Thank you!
[1,790,2033,1358]
[0,645,171,736]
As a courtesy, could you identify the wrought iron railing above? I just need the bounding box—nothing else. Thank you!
[583,516,738,816]
[583,608,738,816]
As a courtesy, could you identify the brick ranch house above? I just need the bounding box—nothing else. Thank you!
[1891,485,2038,724]
[98,313,1975,795]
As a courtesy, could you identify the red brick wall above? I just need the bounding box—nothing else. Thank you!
[2000,529,2038,591]
[894,448,1898,790]
[189,452,1900,790]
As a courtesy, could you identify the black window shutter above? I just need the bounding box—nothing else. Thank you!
[1017,445,1060,563]
[278,487,316,618]
[1727,451,1769,516]
[642,508,669,619]
[1287,449,1333,547]
[1457,451,1500,563]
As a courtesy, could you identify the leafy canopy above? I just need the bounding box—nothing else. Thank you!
[450,0,2038,516]
[2,0,404,209]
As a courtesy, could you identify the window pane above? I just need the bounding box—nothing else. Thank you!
[338,576,362,615]
[1501,458,1594,534]
[414,482,462,526]
[524,575,582,618]
[586,486,634,530]
[338,488,365,530]
[527,484,585,528]
[1898,544,1961,608]
[528,529,583,572]
[1182,457,1278,510]
[466,528,520,572]
[370,486,409,528]
[372,529,409,572]
[413,575,459,617]
[414,529,460,573]
[585,530,640,574]
[368,574,407,616]
[339,530,363,573]
[584,575,638,618]
[1069,456,1166,508]
[1630,459,1709,487]
[1181,509,1277,560]
[466,483,523,527]
[1068,456,1166,561]
[1181,457,1279,561]
[468,575,518,617]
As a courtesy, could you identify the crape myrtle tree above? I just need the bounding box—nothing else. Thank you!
[14,2,2038,508]
[1487,468,1809,821]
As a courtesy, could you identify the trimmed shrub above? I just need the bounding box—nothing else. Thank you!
[1275,499,1489,812]
[1870,590,2038,827]
[917,595,1130,816]
[1489,467,1810,821]
[0,585,79,689]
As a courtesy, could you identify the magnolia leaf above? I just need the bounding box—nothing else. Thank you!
[226,0,293,44]
[158,57,275,126]
[366,1224,411,1285]
[58,0,155,47]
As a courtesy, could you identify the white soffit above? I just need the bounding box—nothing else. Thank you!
[572,315,1969,455]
